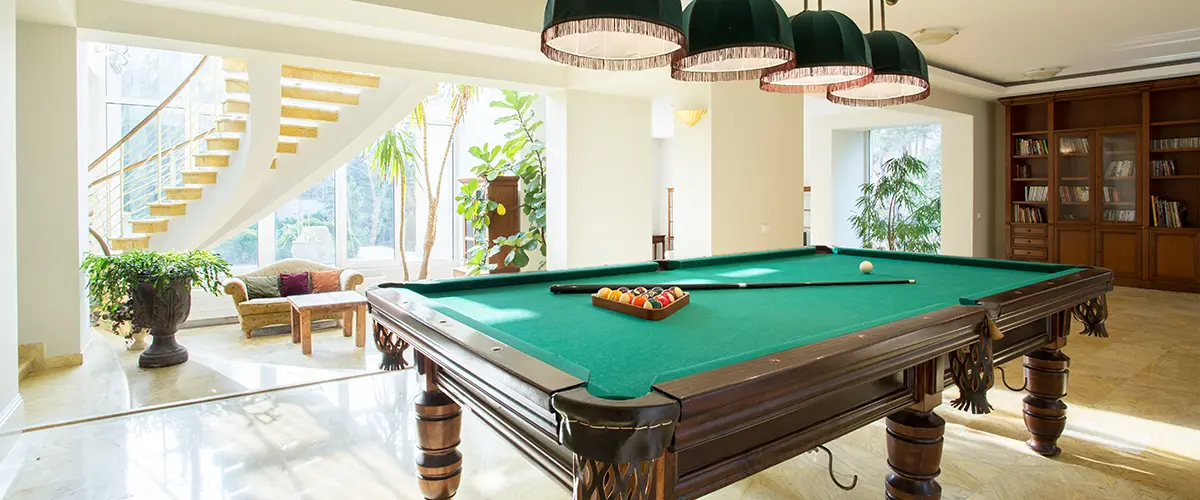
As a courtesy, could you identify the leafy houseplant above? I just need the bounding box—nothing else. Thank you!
[82,250,230,368]
[455,90,548,275]
[849,152,941,253]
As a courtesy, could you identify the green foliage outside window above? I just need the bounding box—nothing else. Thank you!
[849,153,941,253]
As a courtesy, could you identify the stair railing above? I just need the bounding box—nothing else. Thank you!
[87,55,226,245]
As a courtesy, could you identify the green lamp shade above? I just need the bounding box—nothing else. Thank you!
[761,10,873,94]
[827,30,930,107]
[542,0,686,71]
[672,0,796,82]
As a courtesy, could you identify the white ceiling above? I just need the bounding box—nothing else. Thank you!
[777,0,1200,84]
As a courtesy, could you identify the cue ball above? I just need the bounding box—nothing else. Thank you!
[859,261,874,274]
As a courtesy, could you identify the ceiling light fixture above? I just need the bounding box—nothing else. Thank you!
[541,0,686,70]
[911,27,959,46]
[1022,66,1066,80]
[760,0,874,94]
[671,0,796,82]
[827,0,930,107]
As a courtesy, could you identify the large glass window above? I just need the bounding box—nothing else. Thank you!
[868,124,942,196]
[275,174,337,264]
[212,224,259,268]
[346,150,397,261]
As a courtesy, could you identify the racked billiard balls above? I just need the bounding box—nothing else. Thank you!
[647,298,663,309]
[596,287,613,299]
[658,290,676,302]
[657,293,673,306]
[606,289,623,301]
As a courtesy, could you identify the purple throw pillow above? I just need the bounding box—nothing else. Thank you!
[279,273,312,297]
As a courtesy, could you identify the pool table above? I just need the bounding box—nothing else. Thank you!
[367,247,1113,500]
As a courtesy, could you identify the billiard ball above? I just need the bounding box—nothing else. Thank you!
[642,300,654,309]
[859,261,874,274]
[633,287,648,295]
[658,290,675,302]
[647,298,663,309]
[597,287,612,298]
[618,287,631,294]
[650,287,664,294]
[618,293,634,305]
[657,294,673,306]
[632,296,648,308]
[607,289,623,301]
[671,287,685,298]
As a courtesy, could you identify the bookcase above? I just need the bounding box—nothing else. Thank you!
[1002,75,1200,292]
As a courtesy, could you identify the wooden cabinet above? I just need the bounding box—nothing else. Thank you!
[1149,230,1199,283]
[1096,229,1142,279]
[1055,227,1094,266]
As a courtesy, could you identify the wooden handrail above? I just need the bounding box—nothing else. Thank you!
[87,55,211,172]
[88,128,214,188]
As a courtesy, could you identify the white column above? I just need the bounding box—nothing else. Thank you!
[545,90,653,269]
[0,0,24,457]
[830,130,867,246]
[15,22,88,364]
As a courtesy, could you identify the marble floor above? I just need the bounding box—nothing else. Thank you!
[2,286,1198,499]
[19,322,383,430]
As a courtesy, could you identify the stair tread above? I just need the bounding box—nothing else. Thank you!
[147,201,186,206]
[194,152,231,156]
[132,217,169,223]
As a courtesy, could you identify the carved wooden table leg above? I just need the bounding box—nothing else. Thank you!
[1072,295,1108,337]
[886,409,945,500]
[572,453,673,500]
[414,354,463,500]
[1023,347,1070,456]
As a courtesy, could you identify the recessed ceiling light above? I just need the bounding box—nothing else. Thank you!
[911,27,959,46]
[1022,66,1067,80]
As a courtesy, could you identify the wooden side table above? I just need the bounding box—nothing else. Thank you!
[288,291,368,355]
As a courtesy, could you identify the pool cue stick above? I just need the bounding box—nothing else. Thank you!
[550,280,915,294]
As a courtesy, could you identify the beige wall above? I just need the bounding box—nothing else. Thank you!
[15,21,88,359]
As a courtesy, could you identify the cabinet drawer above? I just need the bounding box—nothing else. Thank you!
[1012,247,1047,258]
[1012,237,1047,247]
[1012,226,1048,236]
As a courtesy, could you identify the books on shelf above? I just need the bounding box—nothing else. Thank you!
[1015,164,1033,178]
[1023,185,1048,202]
[1103,160,1135,178]
[1103,209,1136,222]
[1151,195,1189,228]
[1151,137,1200,151]
[1151,160,1178,176]
[1013,205,1045,224]
[1101,186,1127,203]
[1059,137,1090,154]
[1015,138,1048,156]
[1058,185,1090,202]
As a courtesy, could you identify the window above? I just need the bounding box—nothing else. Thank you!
[868,124,942,197]
[275,173,337,264]
[346,151,396,260]
[212,224,259,268]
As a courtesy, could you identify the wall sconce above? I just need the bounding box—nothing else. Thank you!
[674,109,708,127]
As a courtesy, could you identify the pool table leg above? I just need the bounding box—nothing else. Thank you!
[571,452,674,499]
[414,355,463,500]
[1022,346,1070,457]
[885,409,945,500]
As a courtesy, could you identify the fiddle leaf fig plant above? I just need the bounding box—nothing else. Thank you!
[82,250,230,336]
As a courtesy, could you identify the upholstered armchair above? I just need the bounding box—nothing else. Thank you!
[222,259,365,338]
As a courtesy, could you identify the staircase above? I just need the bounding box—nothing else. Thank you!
[90,55,433,253]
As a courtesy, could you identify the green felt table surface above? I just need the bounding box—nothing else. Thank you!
[401,248,1080,400]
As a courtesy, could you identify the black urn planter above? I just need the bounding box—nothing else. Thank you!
[131,276,193,368]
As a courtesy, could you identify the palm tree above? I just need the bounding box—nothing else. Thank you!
[370,83,478,280]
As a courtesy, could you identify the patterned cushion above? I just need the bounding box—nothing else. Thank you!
[280,273,312,297]
[245,275,280,300]
[310,270,341,293]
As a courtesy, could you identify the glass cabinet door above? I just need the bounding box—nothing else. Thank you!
[1056,133,1093,223]
[1099,131,1138,224]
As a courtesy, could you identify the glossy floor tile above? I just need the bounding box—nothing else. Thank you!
[3,286,1197,499]
[19,323,383,429]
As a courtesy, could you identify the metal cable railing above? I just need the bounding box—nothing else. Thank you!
[87,55,227,243]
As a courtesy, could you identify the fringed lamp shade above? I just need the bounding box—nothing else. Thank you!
[827,30,930,107]
[542,0,686,71]
[672,0,796,82]
[760,10,873,94]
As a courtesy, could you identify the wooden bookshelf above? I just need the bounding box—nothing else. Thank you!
[1002,76,1200,292]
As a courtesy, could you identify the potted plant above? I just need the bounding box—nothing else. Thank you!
[82,250,230,368]
[849,152,941,253]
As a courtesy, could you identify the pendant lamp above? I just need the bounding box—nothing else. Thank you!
[827,0,929,106]
[542,0,686,71]
[672,0,796,82]
[761,6,873,94]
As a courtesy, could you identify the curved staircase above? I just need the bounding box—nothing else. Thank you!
[92,55,433,253]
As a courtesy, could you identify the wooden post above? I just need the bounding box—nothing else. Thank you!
[886,355,947,499]
[1023,347,1070,456]
[415,354,463,500]
[666,188,674,251]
